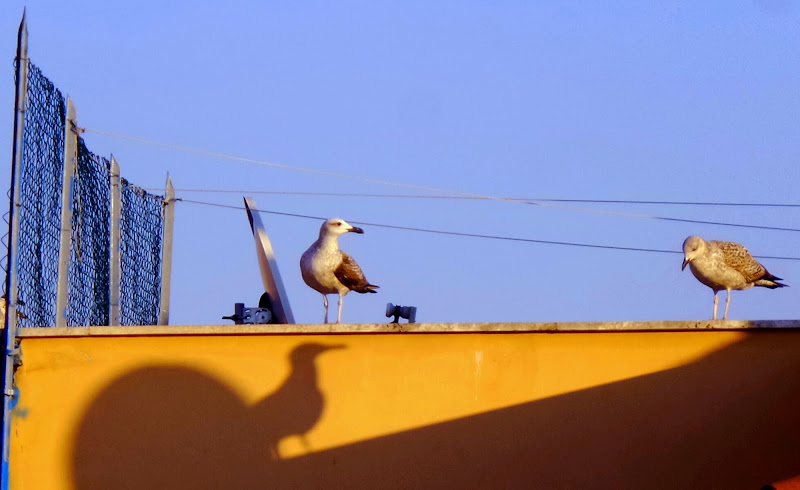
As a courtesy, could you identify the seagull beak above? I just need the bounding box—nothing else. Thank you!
[349,226,364,234]
[681,258,689,271]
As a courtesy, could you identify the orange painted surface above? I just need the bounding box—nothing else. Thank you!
[8,329,800,489]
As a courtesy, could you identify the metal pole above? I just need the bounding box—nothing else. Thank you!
[55,98,77,327]
[2,10,29,488]
[244,197,295,324]
[109,157,121,326]
[158,175,174,325]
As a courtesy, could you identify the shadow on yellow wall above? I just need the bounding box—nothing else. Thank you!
[71,334,800,490]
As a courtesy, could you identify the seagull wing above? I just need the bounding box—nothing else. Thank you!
[713,241,769,282]
[334,252,378,293]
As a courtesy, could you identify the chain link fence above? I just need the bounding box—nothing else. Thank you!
[120,180,164,326]
[66,138,112,326]
[14,64,66,327]
[9,61,170,327]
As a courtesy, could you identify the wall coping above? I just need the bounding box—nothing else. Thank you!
[13,320,800,337]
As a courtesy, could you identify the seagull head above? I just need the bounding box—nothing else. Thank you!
[681,235,705,270]
[320,218,364,238]
[290,342,347,363]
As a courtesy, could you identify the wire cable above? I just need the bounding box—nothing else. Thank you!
[169,190,800,233]
[519,200,800,233]
[144,188,800,208]
[178,198,800,261]
[85,129,800,233]
[84,128,485,198]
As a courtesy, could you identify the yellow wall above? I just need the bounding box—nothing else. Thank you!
[9,329,800,489]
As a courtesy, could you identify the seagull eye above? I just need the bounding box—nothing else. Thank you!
[335,222,342,226]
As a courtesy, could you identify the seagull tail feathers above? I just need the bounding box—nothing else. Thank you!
[353,284,379,294]
[755,274,788,289]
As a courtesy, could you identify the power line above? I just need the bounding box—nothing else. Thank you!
[172,190,800,234]
[85,129,799,233]
[519,200,800,233]
[178,198,800,261]
[145,188,800,208]
[91,128,799,212]
[84,128,486,198]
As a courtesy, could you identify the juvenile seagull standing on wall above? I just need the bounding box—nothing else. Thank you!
[681,236,787,320]
[300,218,379,324]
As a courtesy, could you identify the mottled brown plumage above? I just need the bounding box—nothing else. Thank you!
[714,241,770,283]
[682,236,787,320]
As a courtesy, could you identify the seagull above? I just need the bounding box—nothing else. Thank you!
[300,218,379,323]
[681,235,787,320]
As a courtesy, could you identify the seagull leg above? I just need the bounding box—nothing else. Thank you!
[712,291,719,320]
[723,288,732,320]
[322,295,329,324]
[337,293,344,324]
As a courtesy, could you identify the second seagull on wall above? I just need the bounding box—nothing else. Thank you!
[681,235,787,320]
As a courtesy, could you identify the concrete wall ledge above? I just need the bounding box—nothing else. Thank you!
[13,319,800,337]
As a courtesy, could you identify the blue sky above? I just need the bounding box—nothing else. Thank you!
[1,1,798,325]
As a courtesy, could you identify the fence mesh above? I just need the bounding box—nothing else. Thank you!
[120,180,164,326]
[65,138,112,326]
[9,61,168,327]
[14,63,66,327]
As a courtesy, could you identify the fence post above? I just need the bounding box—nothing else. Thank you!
[55,98,78,327]
[109,157,121,326]
[2,10,29,486]
[4,12,28,334]
[158,175,175,325]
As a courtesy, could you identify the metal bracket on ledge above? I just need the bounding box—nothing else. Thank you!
[222,302,273,325]
[386,303,417,324]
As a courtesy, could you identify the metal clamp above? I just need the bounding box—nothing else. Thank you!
[222,303,273,325]
[386,303,417,324]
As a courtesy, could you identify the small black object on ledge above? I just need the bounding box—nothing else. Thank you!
[222,293,274,324]
[386,303,417,324]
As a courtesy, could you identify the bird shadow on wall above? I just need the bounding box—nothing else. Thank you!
[71,334,800,490]
[70,342,344,490]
